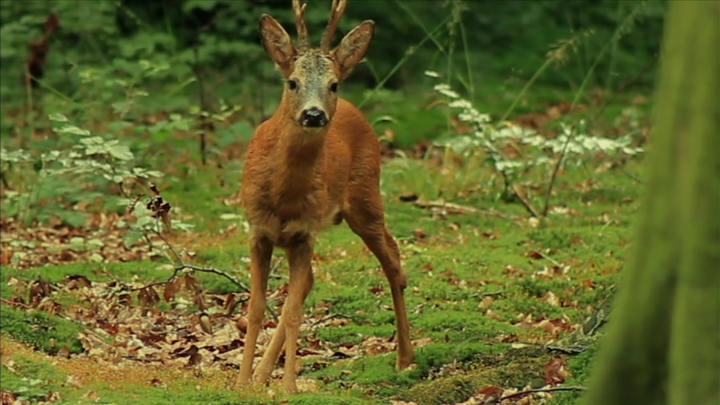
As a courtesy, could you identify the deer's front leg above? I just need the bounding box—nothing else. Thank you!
[281,235,315,394]
[238,235,273,386]
[253,240,316,385]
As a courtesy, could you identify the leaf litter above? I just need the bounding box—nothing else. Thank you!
[2,270,434,397]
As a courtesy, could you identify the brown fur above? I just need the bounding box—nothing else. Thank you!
[238,0,413,394]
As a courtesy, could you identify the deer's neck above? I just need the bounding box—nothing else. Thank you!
[271,112,328,196]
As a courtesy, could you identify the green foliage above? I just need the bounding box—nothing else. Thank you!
[0,0,665,107]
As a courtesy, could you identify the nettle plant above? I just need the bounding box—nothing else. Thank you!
[427,71,644,185]
[1,114,193,245]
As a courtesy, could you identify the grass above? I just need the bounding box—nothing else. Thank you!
[0,134,642,404]
[0,29,650,399]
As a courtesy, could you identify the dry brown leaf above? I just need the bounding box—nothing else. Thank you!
[544,355,571,385]
[544,291,560,307]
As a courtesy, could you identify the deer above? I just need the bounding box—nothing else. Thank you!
[237,0,414,394]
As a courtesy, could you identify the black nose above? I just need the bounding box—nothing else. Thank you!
[300,107,328,128]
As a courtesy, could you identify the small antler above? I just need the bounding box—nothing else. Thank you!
[292,0,310,51]
[320,0,348,53]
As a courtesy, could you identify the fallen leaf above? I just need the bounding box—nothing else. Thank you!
[544,355,571,385]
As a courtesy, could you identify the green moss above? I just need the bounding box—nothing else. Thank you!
[546,345,598,405]
[404,374,477,405]
[288,393,382,405]
[0,355,67,402]
[0,306,84,354]
[405,348,552,405]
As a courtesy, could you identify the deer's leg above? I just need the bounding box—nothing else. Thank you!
[252,313,286,383]
[238,235,273,385]
[253,235,314,393]
[283,236,315,393]
[345,203,414,370]
[253,261,314,384]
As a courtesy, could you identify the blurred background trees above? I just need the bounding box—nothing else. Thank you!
[1,0,666,116]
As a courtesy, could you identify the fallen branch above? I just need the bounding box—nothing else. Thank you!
[412,200,509,218]
[483,385,587,404]
[545,344,587,355]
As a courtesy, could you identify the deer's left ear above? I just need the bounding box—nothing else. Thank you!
[332,20,374,80]
[259,14,297,75]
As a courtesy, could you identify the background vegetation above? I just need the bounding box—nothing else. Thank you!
[1,1,667,404]
[1,0,665,143]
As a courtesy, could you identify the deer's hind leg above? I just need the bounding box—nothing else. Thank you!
[344,195,414,369]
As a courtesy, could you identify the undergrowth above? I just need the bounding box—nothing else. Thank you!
[0,2,656,404]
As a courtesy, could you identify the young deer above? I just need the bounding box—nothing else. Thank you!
[238,0,414,394]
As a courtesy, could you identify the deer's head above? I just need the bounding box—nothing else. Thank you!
[259,0,374,129]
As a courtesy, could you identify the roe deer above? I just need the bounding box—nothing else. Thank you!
[238,0,414,393]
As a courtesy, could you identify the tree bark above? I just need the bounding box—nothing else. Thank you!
[583,2,720,405]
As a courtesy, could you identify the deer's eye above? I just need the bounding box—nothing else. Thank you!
[287,79,299,91]
[329,82,338,93]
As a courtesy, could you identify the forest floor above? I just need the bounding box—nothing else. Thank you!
[0,83,649,405]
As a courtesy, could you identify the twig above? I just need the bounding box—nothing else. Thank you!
[616,57,658,93]
[412,200,509,218]
[176,264,279,323]
[270,256,285,274]
[469,291,505,299]
[128,267,180,292]
[545,344,587,354]
[533,249,563,268]
[483,386,587,403]
[512,184,541,218]
[607,153,645,183]
[175,264,250,293]
[309,313,353,327]
[1,297,32,309]
[542,125,576,216]
[181,264,280,323]
[152,228,182,264]
[511,340,587,355]
[616,162,644,184]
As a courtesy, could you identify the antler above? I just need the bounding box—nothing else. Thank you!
[292,0,310,51]
[320,0,348,53]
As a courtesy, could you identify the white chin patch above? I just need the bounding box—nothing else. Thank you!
[304,126,325,133]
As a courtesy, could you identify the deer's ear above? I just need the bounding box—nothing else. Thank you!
[259,14,296,75]
[332,20,374,80]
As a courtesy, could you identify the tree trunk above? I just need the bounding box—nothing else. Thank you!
[583,2,720,405]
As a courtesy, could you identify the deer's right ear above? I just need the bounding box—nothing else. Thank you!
[259,14,296,74]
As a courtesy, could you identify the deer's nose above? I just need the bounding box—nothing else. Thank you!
[300,107,328,128]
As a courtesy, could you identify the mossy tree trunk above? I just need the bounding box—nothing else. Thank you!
[583,2,720,405]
